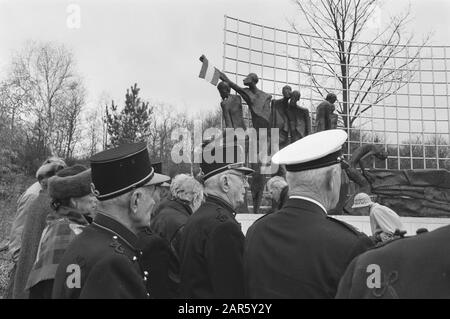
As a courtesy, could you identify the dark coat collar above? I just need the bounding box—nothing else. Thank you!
[205,194,237,217]
[152,198,193,220]
[167,198,193,216]
[283,197,327,218]
[92,212,139,251]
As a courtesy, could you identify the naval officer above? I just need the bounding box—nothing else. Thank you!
[244,129,373,298]
[52,142,170,299]
[179,142,254,299]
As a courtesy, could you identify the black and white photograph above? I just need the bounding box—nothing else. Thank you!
[0,0,450,303]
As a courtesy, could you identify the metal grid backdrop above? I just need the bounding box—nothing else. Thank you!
[222,15,450,170]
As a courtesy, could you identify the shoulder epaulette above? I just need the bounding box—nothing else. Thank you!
[215,207,229,222]
[109,236,125,254]
[326,216,363,235]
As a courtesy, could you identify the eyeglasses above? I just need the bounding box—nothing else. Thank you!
[226,171,249,184]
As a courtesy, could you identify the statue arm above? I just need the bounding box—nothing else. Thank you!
[219,72,250,104]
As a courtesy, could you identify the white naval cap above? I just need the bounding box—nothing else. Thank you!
[272,129,348,172]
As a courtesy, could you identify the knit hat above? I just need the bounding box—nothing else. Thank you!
[351,193,374,208]
[48,165,92,200]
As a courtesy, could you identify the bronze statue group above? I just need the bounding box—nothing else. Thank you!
[2,71,450,299]
[217,69,338,214]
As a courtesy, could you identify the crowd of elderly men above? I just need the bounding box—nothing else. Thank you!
[2,129,449,299]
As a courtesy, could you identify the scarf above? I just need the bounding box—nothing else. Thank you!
[25,206,90,291]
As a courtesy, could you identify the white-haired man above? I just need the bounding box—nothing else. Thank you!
[150,174,204,298]
[52,143,170,299]
[266,175,288,211]
[245,130,373,298]
[180,143,253,299]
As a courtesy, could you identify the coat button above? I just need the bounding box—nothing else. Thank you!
[143,276,148,281]
[113,236,118,240]
[146,293,150,298]
[144,271,149,276]
[132,256,137,261]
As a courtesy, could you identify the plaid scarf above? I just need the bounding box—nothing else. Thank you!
[25,206,90,291]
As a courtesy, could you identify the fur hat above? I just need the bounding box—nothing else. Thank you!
[48,165,92,200]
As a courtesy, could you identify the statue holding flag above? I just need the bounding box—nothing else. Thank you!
[198,55,273,214]
[199,55,246,130]
[218,72,272,132]
[198,55,271,131]
[199,55,221,86]
[217,70,272,215]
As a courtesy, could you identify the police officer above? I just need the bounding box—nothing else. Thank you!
[245,130,373,298]
[336,224,450,298]
[52,142,170,299]
[179,142,254,299]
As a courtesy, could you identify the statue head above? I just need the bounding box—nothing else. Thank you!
[282,86,292,99]
[217,81,231,99]
[326,93,337,104]
[243,73,259,87]
[291,90,301,102]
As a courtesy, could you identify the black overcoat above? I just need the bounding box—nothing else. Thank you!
[245,197,373,299]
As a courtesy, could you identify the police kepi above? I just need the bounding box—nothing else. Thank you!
[52,142,170,299]
[245,130,373,299]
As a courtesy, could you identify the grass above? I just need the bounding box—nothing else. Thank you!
[0,173,35,298]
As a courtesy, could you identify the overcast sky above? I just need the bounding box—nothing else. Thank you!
[0,0,449,116]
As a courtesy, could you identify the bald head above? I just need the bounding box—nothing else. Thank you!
[243,73,259,86]
[217,81,231,99]
[326,93,337,104]
[282,86,292,99]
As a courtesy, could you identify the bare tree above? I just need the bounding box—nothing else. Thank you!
[0,82,26,136]
[201,108,222,129]
[59,80,86,158]
[8,41,85,154]
[148,103,189,163]
[290,0,431,128]
[82,93,110,157]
